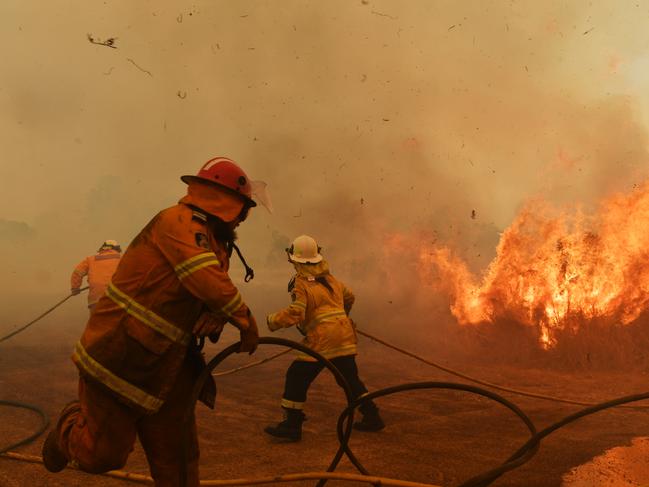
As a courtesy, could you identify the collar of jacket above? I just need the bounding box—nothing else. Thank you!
[96,249,121,256]
[294,260,330,278]
[179,181,245,222]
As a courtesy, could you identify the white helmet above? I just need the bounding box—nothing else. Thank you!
[99,239,121,252]
[287,235,322,264]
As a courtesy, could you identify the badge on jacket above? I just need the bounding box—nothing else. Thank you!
[195,232,211,250]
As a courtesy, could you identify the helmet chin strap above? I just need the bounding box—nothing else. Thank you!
[231,243,254,282]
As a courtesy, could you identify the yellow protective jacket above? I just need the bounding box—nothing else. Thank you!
[71,249,122,306]
[72,183,256,414]
[267,260,357,361]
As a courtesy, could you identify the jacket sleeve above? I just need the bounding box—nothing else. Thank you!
[154,210,254,331]
[342,283,355,315]
[71,258,89,289]
[267,280,307,332]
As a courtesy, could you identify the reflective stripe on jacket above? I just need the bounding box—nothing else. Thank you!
[71,250,122,306]
[73,195,254,414]
[267,260,357,361]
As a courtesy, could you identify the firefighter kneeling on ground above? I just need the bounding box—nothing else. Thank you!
[42,157,261,487]
[70,239,122,313]
[265,235,385,441]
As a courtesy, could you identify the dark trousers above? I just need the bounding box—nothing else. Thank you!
[282,355,375,412]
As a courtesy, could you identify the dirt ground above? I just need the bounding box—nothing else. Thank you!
[3,322,649,487]
[562,436,649,487]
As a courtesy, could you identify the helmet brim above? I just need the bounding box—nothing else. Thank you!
[289,253,323,264]
[181,175,257,207]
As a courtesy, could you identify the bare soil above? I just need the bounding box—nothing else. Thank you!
[562,437,649,486]
[2,322,649,487]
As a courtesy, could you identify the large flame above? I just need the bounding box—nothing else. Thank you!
[409,181,649,348]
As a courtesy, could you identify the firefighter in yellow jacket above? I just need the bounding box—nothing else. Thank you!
[265,235,385,441]
[70,240,122,312]
[42,157,260,486]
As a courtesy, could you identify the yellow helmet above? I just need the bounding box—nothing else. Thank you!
[287,235,322,264]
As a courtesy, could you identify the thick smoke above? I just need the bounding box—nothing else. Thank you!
[1,1,648,355]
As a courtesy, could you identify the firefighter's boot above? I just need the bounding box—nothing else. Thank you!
[42,401,80,472]
[353,400,385,432]
[264,408,305,442]
[42,430,68,472]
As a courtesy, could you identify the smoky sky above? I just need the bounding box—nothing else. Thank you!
[1,0,649,324]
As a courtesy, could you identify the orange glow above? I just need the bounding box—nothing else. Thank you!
[404,180,649,349]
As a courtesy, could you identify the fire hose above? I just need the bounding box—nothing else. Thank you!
[355,329,649,410]
[213,328,649,410]
[3,336,532,487]
[4,377,649,486]
[3,306,649,485]
[3,336,643,486]
[212,349,291,377]
[0,287,90,456]
[171,339,649,487]
[0,286,89,344]
[2,299,646,411]
[2,335,649,486]
[182,337,537,487]
[0,400,49,455]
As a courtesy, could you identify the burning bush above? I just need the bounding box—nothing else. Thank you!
[392,180,649,369]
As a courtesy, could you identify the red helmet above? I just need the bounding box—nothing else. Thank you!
[181,157,256,207]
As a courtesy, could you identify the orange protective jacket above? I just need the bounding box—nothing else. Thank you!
[267,260,357,361]
[71,249,122,306]
[72,184,255,414]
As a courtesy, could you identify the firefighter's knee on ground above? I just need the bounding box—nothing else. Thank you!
[74,445,130,474]
[79,456,128,474]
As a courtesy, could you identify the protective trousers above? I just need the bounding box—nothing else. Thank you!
[282,354,375,411]
[53,358,199,487]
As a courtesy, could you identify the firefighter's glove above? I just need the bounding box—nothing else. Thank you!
[193,311,226,341]
[71,288,81,296]
[238,310,259,355]
[266,313,281,332]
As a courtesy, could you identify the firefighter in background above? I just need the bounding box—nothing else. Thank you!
[70,240,122,312]
[42,157,261,487]
[265,235,385,441]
